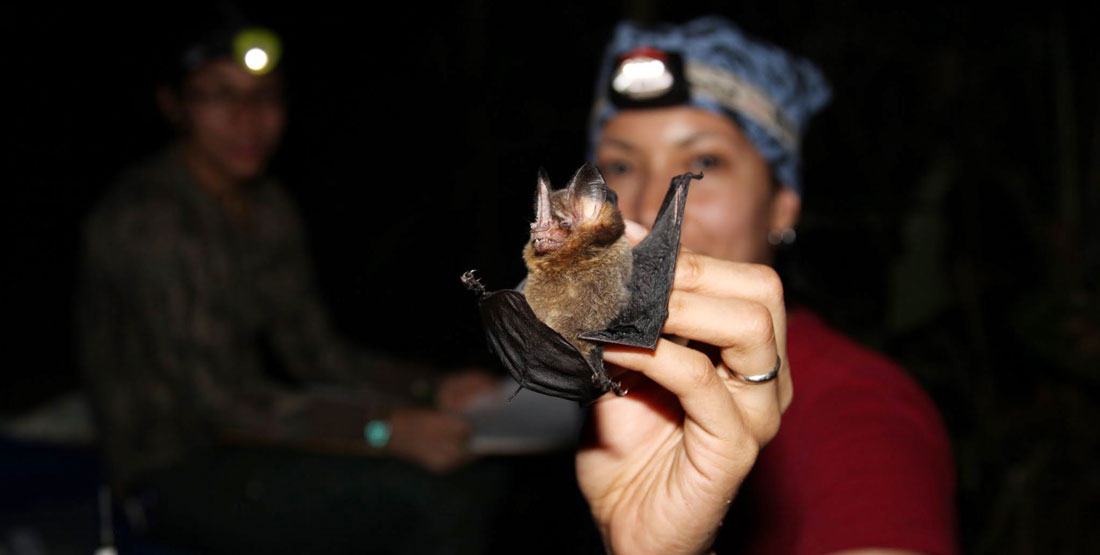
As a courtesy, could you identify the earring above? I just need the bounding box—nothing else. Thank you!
[768,228,796,246]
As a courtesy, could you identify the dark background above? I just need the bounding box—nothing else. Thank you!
[5,1,1098,553]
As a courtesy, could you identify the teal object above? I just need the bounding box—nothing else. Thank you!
[364,419,392,448]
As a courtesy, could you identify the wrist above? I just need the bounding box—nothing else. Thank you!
[597,522,718,555]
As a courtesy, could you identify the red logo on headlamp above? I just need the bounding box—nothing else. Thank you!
[617,46,669,64]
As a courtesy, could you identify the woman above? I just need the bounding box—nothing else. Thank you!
[574,17,956,554]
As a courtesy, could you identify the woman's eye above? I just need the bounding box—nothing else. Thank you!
[600,161,632,176]
[690,155,720,171]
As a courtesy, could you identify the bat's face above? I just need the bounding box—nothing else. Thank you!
[529,189,576,255]
[527,166,625,261]
[594,106,800,265]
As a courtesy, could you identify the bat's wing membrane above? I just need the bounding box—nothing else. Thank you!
[579,172,699,349]
[475,289,610,403]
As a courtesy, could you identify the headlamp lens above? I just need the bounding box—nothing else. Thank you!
[612,56,674,99]
[233,28,281,75]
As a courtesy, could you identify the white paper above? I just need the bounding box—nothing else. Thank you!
[462,378,585,455]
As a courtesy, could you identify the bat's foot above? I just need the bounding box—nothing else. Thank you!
[610,380,627,397]
[590,360,628,398]
[461,270,487,296]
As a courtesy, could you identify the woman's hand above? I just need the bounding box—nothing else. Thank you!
[576,223,792,554]
[435,368,499,412]
[387,406,473,473]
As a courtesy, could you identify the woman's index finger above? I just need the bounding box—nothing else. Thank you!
[673,252,784,302]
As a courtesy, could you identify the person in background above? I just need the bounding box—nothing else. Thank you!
[77,14,497,554]
[574,16,957,554]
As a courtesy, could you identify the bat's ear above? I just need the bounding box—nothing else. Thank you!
[533,167,553,226]
[566,163,609,224]
[537,167,552,192]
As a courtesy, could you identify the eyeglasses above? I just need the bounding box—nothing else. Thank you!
[184,85,285,112]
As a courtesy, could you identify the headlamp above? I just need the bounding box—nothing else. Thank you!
[607,46,799,151]
[233,28,281,75]
[612,47,673,99]
[608,47,691,109]
[590,17,833,193]
[177,26,283,79]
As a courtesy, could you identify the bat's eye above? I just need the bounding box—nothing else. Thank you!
[560,221,572,230]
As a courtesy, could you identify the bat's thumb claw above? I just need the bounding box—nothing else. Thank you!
[461,270,487,296]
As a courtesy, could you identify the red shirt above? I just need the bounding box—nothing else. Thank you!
[716,308,958,554]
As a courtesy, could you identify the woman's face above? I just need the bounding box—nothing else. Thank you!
[595,106,799,265]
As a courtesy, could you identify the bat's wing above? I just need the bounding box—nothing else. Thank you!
[579,171,700,349]
[461,272,614,404]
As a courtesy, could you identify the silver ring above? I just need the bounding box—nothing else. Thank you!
[730,356,781,384]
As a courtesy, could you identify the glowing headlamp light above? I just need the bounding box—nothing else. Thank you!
[608,47,691,109]
[612,50,673,99]
[233,28,282,75]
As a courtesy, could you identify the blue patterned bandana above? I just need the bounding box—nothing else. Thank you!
[589,16,831,194]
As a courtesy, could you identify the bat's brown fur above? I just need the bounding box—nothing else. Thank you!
[523,176,632,356]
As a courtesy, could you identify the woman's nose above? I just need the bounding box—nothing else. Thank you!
[632,174,671,228]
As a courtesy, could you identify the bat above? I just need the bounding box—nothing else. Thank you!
[462,164,699,405]
[522,164,633,359]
